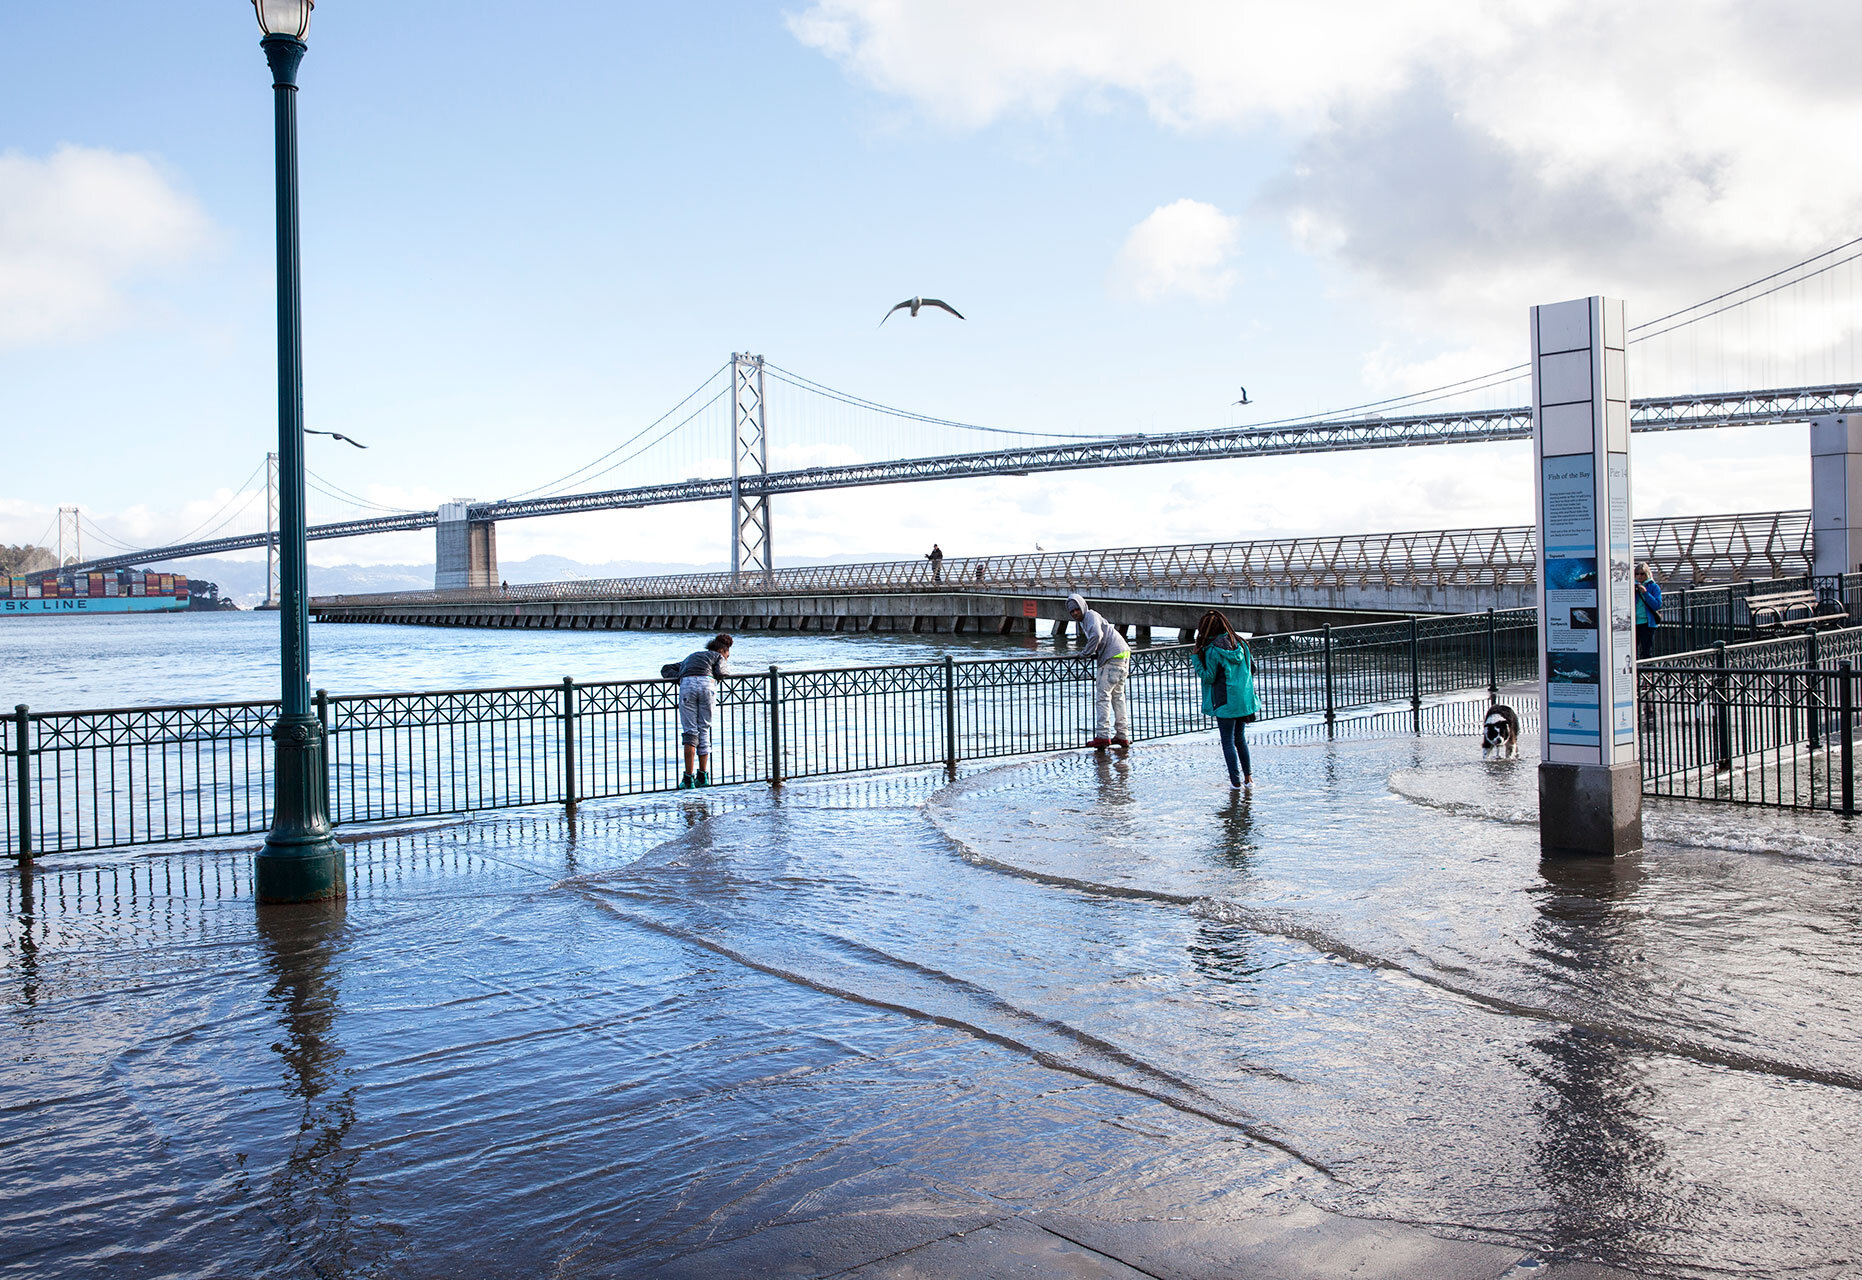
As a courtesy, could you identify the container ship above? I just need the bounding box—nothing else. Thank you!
[3,569,195,616]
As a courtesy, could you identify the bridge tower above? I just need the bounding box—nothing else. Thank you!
[57,507,80,566]
[435,502,499,592]
[1810,414,1862,577]
[731,353,772,589]
[264,452,281,608]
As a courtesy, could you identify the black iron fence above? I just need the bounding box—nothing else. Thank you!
[1639,657,1857,814]
[6,607,1532,858]
[1649,572,1861,656]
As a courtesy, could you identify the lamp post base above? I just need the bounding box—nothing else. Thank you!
[257,713,345,903]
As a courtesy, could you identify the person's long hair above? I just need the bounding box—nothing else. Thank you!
[706,633,733,653]
[1193,610,1239,656]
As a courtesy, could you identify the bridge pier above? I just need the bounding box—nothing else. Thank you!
[1812,414,1862,576]
[435,502,498,592]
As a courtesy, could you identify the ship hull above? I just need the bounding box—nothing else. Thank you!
[1,597,189,617]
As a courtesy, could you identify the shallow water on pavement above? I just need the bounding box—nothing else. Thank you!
[4,724,1861,1277]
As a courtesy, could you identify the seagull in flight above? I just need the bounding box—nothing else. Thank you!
[305,428,368,449]
[1233,386,1252,406]
[880,296,965,326]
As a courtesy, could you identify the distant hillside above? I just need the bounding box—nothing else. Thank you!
[0,545,56,576]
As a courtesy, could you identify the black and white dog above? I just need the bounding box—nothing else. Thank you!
[1481,704,1521,758]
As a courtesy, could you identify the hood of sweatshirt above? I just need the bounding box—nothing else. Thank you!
[1066,592,1087,616]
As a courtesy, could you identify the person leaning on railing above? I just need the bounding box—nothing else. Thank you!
[1190,609,1259,788]
[1068,592,1131,748]
[678,634,733,788]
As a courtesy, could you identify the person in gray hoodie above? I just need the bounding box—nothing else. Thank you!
[1067,592,1131,748]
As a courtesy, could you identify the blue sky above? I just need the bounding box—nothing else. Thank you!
[1,2,1852,572]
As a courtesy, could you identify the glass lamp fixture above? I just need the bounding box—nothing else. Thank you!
[252,0,313,40]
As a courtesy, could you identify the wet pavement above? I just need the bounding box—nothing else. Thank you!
[3,712,1860,1278]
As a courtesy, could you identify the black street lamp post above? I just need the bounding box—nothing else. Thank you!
[253,0,342,903]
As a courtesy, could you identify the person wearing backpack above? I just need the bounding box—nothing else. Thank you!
[1634,563,1663,660]
[673,634,732,788]
[1190,610,1259,788]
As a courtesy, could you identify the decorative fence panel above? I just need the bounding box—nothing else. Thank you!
[7,608,1536,858]
[1640,661,1857,813]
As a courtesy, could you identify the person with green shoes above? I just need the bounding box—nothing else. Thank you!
[677,633,733,788]
[1189,609,1259,788]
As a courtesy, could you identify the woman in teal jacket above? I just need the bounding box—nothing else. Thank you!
[1190,610,1259,788]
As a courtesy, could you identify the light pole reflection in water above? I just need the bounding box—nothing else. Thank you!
[251,0,343,904]
[255,900,357,1271]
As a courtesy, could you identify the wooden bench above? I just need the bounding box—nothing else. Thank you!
[1746,589,1844,632]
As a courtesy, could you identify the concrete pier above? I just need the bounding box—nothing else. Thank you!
[435,502,498,592]
[312,589,1408,636]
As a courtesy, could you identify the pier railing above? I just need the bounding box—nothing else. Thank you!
[6,607,1534,858]
[312,510,1814,608]
[1639,658,1858,814]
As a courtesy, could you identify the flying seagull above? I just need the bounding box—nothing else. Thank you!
[305,428,368,449]
[880,296,965,326]
[1233,386,1252,406]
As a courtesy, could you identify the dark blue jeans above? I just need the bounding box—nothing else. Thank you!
[1217,716,1252,785]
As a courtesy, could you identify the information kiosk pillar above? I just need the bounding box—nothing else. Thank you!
[1532,296,1642,857]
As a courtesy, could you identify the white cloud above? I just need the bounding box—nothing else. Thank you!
[790,1,1862,350]
[1111,199,1239,302]
[0,145,213,347]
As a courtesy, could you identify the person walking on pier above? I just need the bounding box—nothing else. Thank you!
[927,544,944,583]
[1190,610,1258,788]
[1068,593,1131,748]
[1634,562,1662,660]
[678,634,733,788]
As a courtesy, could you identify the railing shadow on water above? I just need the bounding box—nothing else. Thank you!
[0,606,1581,860]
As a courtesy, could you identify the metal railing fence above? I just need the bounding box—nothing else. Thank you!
[313,511,1813,609]
[6,608,1534,858]
[1648,572,1860,656]
[1639,660,1857,813]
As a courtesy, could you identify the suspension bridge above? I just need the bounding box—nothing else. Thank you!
[42,237,1862,616]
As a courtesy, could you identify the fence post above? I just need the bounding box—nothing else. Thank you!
[1485,607,1498,704]
[943,655,958,775]
[767,665,782,786]
[1676,587,1689,654]
[1408,616,1422,716]
[1842,661,1855,816]
[561,677,577,817]
[1322,624,1335,726]
[1713,642,1732,774]
[1807,628,1822,753]
[314,689,333,823]
[12,705,29,864]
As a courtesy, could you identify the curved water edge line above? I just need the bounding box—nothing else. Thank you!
[926,756,1862,1096]
[562,880,1339,1181]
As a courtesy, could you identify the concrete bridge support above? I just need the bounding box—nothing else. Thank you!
[435,502,498,592]
[1812,414,1862,577]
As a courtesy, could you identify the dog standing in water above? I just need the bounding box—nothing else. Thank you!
[1482,704,1521,758]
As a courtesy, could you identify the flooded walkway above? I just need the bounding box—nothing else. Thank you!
[4,713,1860,1278]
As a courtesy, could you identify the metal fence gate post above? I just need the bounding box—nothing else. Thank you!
[13,705,29,863]
[1841,661,1855,816]
[1807,628,1822,753]
[943,655,957,775]
[767,666,782,786]
[1408,616,1422,719]
[1713,642,1732,774]
[1485,607,1498,704]
[314,689,333,822]
[1322,625,1335,726]
[561,677,577,817]
[1677,587,1690,654]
